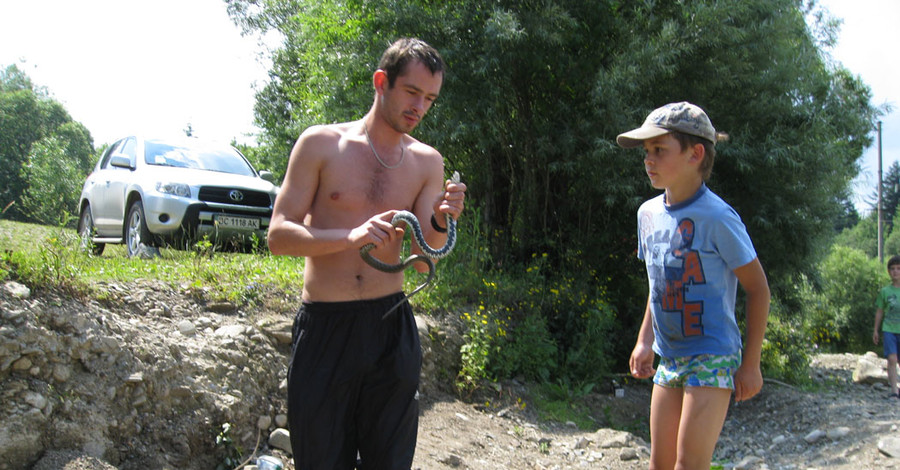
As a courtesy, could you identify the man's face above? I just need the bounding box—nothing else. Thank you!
[379,60,443,134]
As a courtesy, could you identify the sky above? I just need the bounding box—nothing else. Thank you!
[0,1,897,213]
[816,0,900,214]
[0,0,272,147]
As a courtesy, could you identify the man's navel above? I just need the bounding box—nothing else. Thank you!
[330,191,340,200]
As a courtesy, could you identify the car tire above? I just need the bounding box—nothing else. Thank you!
[77,205,105,256]
[125,200,153,258]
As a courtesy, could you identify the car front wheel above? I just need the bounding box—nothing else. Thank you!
[125,200,153,258]
[77,205,105,256]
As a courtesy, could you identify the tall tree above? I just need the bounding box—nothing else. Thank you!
[870,161,900,235]
[0,65,94,222]
[226,0,879,299]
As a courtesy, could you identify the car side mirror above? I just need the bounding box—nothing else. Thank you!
[110,155,134,169]
[259,170,275,183]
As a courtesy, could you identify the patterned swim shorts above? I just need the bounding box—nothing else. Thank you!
[653,352,742,390]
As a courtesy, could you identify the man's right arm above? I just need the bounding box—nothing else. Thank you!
[267,127,400,258]
[268,128,351,257]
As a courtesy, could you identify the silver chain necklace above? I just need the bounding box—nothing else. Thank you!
[364,123,405,169]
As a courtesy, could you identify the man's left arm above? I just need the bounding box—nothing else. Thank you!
[411,162,466,271]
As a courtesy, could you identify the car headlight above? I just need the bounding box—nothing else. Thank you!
[156,182,191,198]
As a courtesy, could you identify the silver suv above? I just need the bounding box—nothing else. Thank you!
[77,136,279,256]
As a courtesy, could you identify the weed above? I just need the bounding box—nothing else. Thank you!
[214,423,243,470]
[456,310,492,395]
[538,439,550,454]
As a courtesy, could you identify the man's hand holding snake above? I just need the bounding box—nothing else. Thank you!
[351,210,403,250]
[359,172,466,318]
[434,173,466,228]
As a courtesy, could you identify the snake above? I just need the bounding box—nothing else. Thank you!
[360,171,460,318]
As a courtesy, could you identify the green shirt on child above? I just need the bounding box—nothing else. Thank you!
[876,285,900,334]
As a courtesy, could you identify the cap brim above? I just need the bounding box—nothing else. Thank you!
[616,126,670,149]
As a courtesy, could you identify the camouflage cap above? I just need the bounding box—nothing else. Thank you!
[616,102,716,149]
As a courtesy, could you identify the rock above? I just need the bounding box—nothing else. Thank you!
[207,301,237,313]
[853,352,889,385]
[23,391,48,410]
[12,356,32,371]
[178,320,197,336]
[827,426,851,439]
[620,448,640,461]
[268,428,292,454]
[257,415,272,431]
[734,455,764,470]
[804,429,826,443]
[599,430,633,448]
[879,437,900,457]
[214,324,246,338]
[440,453,464,467]
[3,281,31,298]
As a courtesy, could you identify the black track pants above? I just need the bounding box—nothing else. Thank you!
[287,293,421,470]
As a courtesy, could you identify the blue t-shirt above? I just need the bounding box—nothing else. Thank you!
[637,184,757,358]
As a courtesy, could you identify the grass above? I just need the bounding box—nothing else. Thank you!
[0,218,465,312]
[0,219,305,307]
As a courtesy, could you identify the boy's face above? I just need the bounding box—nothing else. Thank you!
[641,133,701,190]
[890,263,900,282]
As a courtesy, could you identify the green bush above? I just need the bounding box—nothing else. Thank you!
[834,215,878,258]
[798,245,885,352]
[452,247,620,394]
[492,311,558,382]
[761,299,812,385]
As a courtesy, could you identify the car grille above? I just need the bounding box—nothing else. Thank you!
[198,187,272,208]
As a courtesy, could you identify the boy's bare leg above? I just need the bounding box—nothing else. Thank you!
[674,386,732,470]
[649,385,682,470]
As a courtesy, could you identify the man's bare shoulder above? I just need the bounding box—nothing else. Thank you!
[298,122,355,142]
[404,135,442,162]
[292,122,358,162]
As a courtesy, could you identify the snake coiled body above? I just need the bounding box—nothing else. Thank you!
[360,172,459,318]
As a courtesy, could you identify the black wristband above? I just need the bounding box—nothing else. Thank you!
[431,214,448,233]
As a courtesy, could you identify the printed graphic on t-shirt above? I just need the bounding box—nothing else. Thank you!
[646,218,707,337]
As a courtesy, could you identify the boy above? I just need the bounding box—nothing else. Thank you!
[618,102,770,470]
[874,254,900,398]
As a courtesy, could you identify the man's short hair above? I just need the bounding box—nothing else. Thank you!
[379,38,445,88]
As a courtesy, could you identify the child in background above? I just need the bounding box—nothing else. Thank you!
[874,254,900,399]
[618,102,770,470]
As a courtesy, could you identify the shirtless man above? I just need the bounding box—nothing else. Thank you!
[267,38,466,470]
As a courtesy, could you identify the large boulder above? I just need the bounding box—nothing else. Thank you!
[853,351,890,385]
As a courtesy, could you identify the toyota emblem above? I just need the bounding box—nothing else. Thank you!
[228,190,245,202]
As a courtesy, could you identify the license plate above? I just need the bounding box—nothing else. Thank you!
[214,215,260,230]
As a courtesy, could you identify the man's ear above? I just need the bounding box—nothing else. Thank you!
[373,69,388,94]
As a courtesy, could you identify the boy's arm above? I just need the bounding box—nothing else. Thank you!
[629,294,657,379]
[732,257,770,402]
[874,307,884,345]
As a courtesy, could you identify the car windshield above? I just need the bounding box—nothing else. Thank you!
[144,140,256,177]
